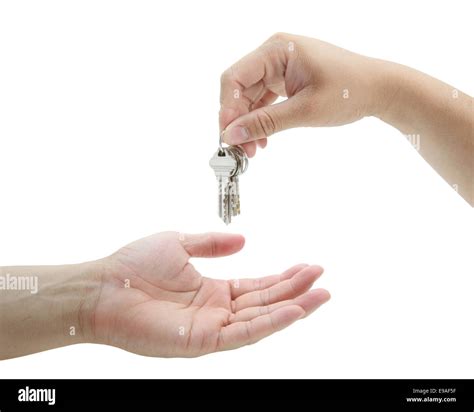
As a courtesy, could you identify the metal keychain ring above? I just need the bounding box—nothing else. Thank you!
[219,130,225,153]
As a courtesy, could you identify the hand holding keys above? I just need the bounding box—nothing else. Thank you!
[209,139,248,225]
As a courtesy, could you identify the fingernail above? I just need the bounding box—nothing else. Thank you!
[227,126,250,144]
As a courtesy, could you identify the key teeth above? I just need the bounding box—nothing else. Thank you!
[211,146,247,225]
[223,193,231,225]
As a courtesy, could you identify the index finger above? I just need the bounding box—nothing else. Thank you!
[219,39,289,131]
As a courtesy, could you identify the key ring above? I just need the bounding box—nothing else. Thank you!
[219,129,225,154]
[219,129,225,151]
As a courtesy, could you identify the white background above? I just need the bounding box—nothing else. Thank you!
[0,0,472,378]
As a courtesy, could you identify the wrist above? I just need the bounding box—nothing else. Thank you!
[77,259,106,344]
[370,59,425,134]
[367,58,404,121]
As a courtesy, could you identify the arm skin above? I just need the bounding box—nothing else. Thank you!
[0,263,100,358]
[0,232,330,359]
[377,62,473,204]
[220,33,473,206]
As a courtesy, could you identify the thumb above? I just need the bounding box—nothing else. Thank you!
[179,232,245,258]
[222,95,308,145]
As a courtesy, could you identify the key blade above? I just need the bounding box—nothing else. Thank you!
[222,177,231,225]
[217,176,224,220]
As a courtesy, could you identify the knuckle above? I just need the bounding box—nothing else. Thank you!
[259,288,270,306]
[289,277,298,295]
[268,314,276,332]
[255,107,279,137]
[253,277,262,292]
[207,234,217,257]
[268,32,290,43]
[244,321,252,344]
[220,68,233,86]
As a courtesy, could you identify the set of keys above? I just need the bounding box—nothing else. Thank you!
[209,136,248,225]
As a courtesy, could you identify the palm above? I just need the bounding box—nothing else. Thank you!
[93,232,329,357]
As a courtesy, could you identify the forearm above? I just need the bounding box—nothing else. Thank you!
[0,262,102,359]
[375,61,473,205]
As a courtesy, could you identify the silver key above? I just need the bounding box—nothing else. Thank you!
[209,145,248,224]
[230,177,240,216]
[227,146,245,216]
[229,146,248,221]
[209,148,237,224]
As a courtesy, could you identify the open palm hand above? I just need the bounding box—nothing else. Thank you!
[92,232,329,357]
